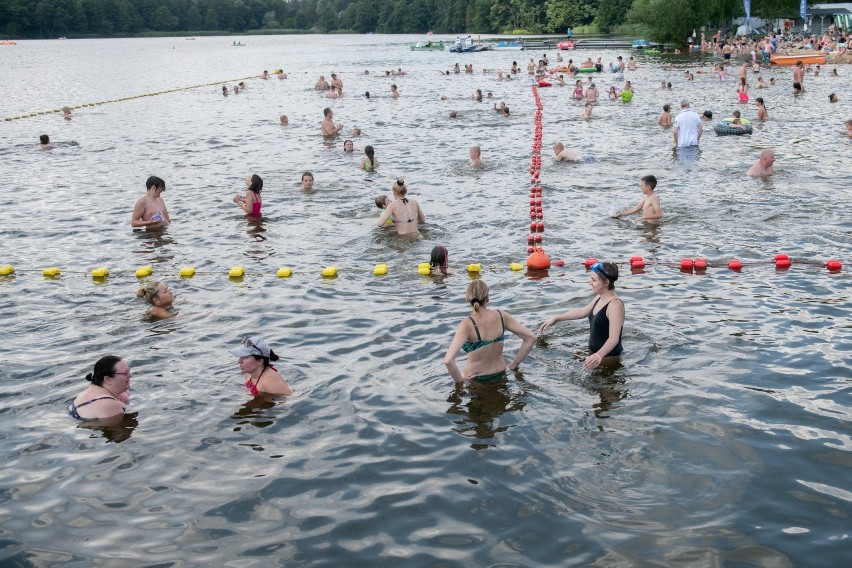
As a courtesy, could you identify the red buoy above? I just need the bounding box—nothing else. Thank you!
[584,258,597,268]
[775,253,789,261]
[527,246,534,253]
[826,259,842,271]
[529,222,537,231]
[533,234,542,242]
[554,260,565,267]
[728,259,742,271]
[694,258,708,270]
[527,247,552,270]
[680,258,694,270]
[536,222,544,231]
[631,258,645,268]
[629,256,643,263]
[776,258,792,269]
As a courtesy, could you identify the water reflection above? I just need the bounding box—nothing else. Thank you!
[245,217,267,241]
[131,229,175,263]
[580,362,629,424]
[231,396,278,431]
[672,145,701,165]
[77,412,139,443]
[445,374,528,450]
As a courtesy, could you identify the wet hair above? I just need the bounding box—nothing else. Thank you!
[430,245,448,275]
[222,86,228,94]
[449,111,458,118]
[732,110,741,118]
[136,281,165,305]
[466,280,489,314]
[756,97,765,107]
[392,178,407,196]
[323,107,332,117]
[595,262,619,290]
[146,176,165,190]
[502,107,510,116]
[39,134,49,144]
[364,145,375,168]
[663,104,671,112]
[365,91,370,98]
[247,174,263,194]
[470,145,480,157]
[343,139,354,151]
[829,93,838,102]
[641,175,657,190]
[302,171,313,181]
[375,195,389,209]
[391,84,397,90]
[251,349,280,372]
[703,110,713,119]
[86,355,122,386]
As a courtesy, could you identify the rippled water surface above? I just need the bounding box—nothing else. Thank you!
[1,35,850,567]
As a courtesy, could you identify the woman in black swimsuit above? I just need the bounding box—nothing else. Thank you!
[68,355,131,421]
[537,262,624,370]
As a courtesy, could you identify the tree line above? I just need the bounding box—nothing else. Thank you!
[0,0,836,42]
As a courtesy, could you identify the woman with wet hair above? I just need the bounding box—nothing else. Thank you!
[69,356,131,420]
[230,336,293,396]
[233,174,263,218]
[376,178,425,236]
[430,245,455,275]
[538,261,624,369]
[444,280,536,383]
[136,281,175,319]
[360,145,378,171]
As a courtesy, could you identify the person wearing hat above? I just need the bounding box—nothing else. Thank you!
[230,337,293,396]
[537,262,624,370]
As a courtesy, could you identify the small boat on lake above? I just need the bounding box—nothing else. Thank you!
[770,53,826,65]
[557,40,576,50]
[411,41,445,51]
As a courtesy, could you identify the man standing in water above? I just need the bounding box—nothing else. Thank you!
[747,150,776,177]
[793,61,805,92]
[321,108,344,136]
[131,176,170,229]
[673,100,702,148]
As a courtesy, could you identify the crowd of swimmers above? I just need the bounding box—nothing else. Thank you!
[62,32,852,422]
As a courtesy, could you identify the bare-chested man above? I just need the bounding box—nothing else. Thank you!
[746,150,775,177]
[314,75,329,90]
[131,176,170,229]
[322,108,343,136]
[612,175,662,222]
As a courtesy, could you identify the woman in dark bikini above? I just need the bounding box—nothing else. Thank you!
[376,178,425,236]
[69,355,131,421]
[444,280,536,383]
[537,261,624,370]
[230,336,293,396]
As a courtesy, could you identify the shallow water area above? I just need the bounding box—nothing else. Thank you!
[1,35,851,566]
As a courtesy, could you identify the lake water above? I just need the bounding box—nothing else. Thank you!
[0,34,850,566]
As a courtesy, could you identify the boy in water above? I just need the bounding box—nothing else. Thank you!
[469,145,483,168]
[612,175,662,222]
[658,104,672,127]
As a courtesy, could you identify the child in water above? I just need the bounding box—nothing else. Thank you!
[375,195,393,224]
[612,175,662,222]
[136,282,176,319]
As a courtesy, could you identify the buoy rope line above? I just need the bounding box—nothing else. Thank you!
[0,255,843,282]
[2,75,259,122]
[525,85,552,270]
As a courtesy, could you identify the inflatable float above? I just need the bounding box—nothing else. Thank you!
[714,118,753,135]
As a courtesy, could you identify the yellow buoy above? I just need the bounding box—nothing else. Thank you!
[135,265,153,278]
[179,266,196,278]
[0,264,15,275]
[277,267,293,278]
[467,264,482,273]
[373,264,388,276]
[510,262,523,271]
[321,266,338,277]
[417,262,431,275]
[91,267,109,278]
[42,267,61,277]
[229,266,245,278]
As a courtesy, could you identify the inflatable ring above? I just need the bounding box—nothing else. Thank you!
[538,80,552,87]
[577,67,597,73]
[714,122,753,135]
[555,66,570,73]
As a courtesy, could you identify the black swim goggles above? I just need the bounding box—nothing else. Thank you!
[590,262,618,282]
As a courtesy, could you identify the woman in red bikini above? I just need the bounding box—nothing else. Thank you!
[230,336,293,396]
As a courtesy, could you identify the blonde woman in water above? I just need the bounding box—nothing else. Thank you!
[444,280,536,383]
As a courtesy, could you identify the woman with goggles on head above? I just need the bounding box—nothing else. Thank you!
[230,336,293,396]
[537,262,624,370]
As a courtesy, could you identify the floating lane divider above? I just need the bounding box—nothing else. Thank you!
[0,261,533,281]
[2,75,260,122]
[526,85,552,271]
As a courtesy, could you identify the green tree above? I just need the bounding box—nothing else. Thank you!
[596,0,632,32]
[152,5,179,30]
[184,1,202,29]
[629,0,713,45]
[317,0,338,31]
[545,0,596,32]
